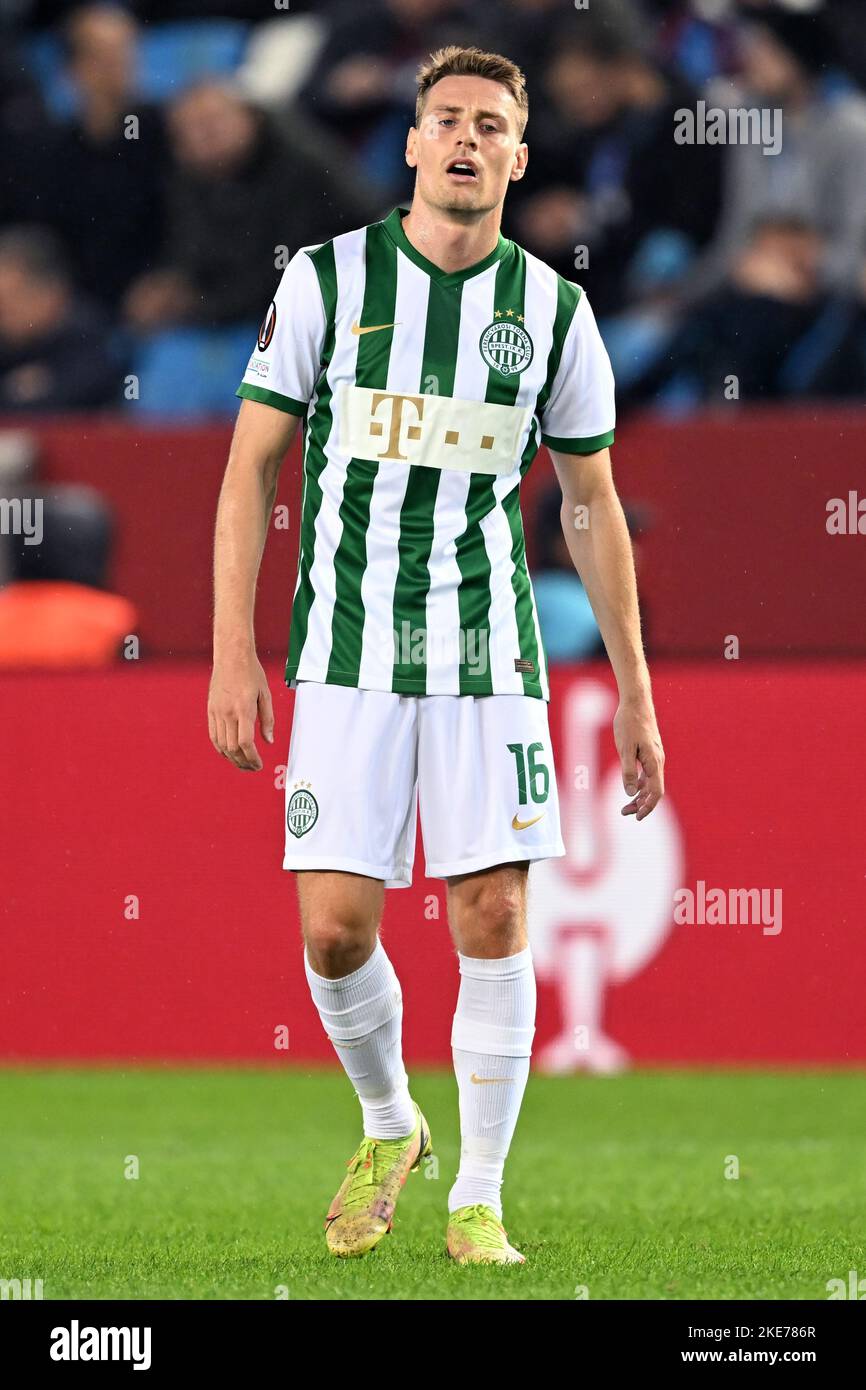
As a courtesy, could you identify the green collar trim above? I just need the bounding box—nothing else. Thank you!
[382,206,511,288]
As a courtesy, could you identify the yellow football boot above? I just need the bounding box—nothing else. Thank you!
[446,1204,526,1265]
[324,1102,432,1257]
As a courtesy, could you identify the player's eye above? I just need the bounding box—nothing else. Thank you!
[439,118,456,127]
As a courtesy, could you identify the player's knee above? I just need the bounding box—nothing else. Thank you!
[303,918,374,976]
[455,876,526,954]
[481,900,525,955]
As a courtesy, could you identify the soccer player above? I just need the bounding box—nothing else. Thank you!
[208,46,665,1265]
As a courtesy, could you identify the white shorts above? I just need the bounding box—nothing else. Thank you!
[283,680,565,887]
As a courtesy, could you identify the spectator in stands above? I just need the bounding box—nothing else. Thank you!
[2,0,90,26]
[0,486,136,667]
[123,80,378,329]
[623,215,866,405]
[475,0,568,110]
[0,38,53,228]
[509,21,724,316]
[134,0,319,18]
[644,0,740,89]
[7,0,321,20]
[24,4,169,310]
[686,7,866,301]
[0,37,48,145]
[298,0,481,196]
[735,0,866,100]
[0,228,121,412]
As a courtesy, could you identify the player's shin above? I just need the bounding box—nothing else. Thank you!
[304,939,416,1138]
[448,946,536,1217]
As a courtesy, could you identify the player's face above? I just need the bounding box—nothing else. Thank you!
[406,75,527,218]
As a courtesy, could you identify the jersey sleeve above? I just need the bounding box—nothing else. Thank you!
[539,290,616,454]
[236,247,326,415]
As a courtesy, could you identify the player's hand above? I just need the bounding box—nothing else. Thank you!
[614,697,665,821]
[208,651,274,772]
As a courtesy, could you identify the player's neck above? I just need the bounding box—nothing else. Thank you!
[400,201,503,275]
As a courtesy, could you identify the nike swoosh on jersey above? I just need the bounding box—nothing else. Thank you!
[350,320,399,335]
[511,812,546,831]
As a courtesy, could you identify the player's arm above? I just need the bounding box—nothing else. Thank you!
[209,242,325,770]
[208,398,301,771]
[548,444,665,821]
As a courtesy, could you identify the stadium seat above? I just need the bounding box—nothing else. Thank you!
[669,19,726,88]
[600,313,677,393]
[126,325,256,420]
[234,15,326,108]
[24,33,76,117]
[24,21,249,115]
[137,22,250,102]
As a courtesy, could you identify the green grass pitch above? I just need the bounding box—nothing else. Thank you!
[0,1067,863,1300]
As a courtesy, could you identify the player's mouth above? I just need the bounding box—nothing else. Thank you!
[445,158,479,183]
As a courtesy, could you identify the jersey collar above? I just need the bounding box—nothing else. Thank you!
[382,206,511,288]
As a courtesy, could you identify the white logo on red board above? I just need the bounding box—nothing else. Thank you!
[529,678,684,1074]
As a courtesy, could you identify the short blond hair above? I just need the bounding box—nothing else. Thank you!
[415,45,529,138]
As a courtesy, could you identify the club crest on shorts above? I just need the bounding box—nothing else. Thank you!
[479,318,533,376]
[287,783,318,838]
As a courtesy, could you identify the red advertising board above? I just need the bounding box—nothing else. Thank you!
[1,661,861,1066]
[21,406,866,658]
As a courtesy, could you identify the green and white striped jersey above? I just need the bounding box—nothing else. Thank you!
[237,206,615,700]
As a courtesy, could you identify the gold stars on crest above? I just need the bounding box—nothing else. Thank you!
[493,309,526,322]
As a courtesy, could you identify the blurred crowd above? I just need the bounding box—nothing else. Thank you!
[2,0,866,416]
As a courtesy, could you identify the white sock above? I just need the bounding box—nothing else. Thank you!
[304,939,416,1139]
[448,947,536,1219]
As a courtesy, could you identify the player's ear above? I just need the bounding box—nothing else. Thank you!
[405,126,418,169]
[510,143,528,182]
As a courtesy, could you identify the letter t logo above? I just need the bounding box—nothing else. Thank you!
[369,393,425,460]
